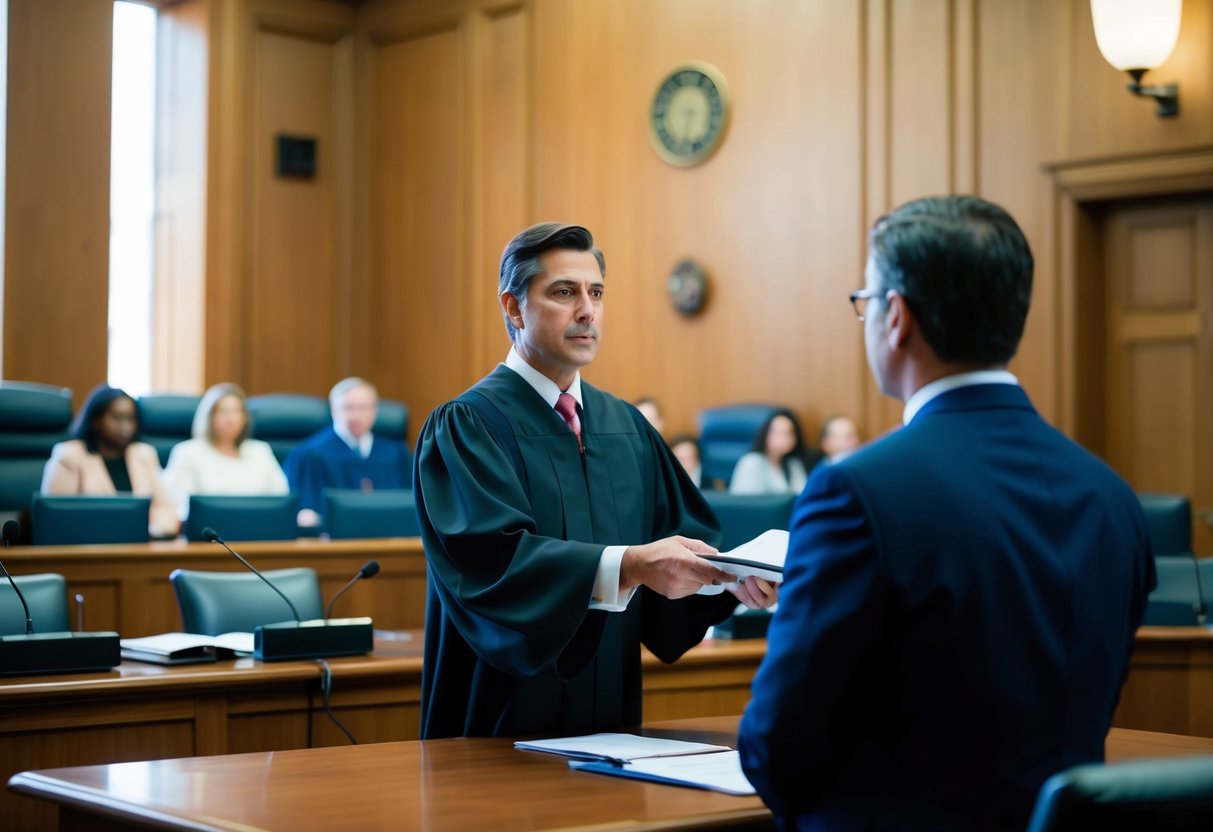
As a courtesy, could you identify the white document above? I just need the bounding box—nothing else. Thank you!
[697,529,788,595]
[513,732,731,764]
[120,631,254,664]
[570,750,756,796]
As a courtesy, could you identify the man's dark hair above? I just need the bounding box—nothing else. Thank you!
[869,195,1034,365]
[498,222,605,341]
[747,408,811,481]
[71,383,138,453]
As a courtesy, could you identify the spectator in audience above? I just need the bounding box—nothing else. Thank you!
[41,383,179,538]
[162,383,289,520]
[284,377,412,527]
[729,409,818,495]
[669,433,704,489]
[818,414,862,465]
[635,396,665,436]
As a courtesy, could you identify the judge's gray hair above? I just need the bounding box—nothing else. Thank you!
[497,222,605,341]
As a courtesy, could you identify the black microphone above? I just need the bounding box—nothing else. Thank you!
[201,526,372,662]
[1189,549,1208,627]
[0,520,120,676]
[1,521,34,634]
[325,560,380,620]
[202,527,302,622]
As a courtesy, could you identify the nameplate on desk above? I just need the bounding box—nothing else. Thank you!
[254,617,373,661]
[0,631,121,677]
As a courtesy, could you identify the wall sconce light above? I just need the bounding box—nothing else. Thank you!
[1090,0,1182,117]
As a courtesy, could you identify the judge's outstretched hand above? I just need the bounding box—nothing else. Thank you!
[729,575,779,610]
[619,536,737,600]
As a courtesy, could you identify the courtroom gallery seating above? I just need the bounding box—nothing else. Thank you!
[137,392,202,466]
[697,403,780,489]
[247,393,331,464]
[1026,754,1213,831]
[0,573,71,634]
[184,494,299,542]
[324,488,419,539]
[170,567,324,634]
[30,495,151,546]
[0,380,73,528]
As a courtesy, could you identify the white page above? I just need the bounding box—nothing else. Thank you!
[697,529,789,595]
[514,732,730,763]
[569,750,756,796]
[119,631,253,655]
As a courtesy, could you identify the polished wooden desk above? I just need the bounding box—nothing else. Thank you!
[1,537,429,636]
[1114,626,1213,738]
[12,717,1213,832]
[0,633,760,831]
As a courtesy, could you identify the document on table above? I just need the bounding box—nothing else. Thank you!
[570,750,756,796]
[697,529,788,595]
[513,733,730,764]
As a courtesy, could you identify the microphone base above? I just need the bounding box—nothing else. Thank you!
[0,631,121,677]
[254,617,373,662]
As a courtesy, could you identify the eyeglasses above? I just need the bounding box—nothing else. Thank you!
[849,289,886,321]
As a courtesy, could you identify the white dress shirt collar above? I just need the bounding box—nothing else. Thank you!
[902,369,1019,425]
[333,423,374,458]
[504,347,584,408]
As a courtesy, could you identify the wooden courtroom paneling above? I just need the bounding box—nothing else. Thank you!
[2,0,112,403]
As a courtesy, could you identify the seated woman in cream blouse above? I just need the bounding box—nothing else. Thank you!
[41,383,180,538]
[728,408,817,496]
[162,383,289,520]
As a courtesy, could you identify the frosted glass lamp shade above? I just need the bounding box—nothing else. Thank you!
[1091,0,1182,71]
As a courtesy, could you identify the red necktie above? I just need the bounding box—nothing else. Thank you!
[554,393,584,454]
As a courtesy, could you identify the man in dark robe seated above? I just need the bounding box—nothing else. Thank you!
[413,223,777,739]
[284,377,412,528]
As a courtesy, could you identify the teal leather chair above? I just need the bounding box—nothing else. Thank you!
[323,488,418,539]
[0,381,73,525]
[0,573,71,635]
[697,404,779,489]
[247,394,330,464]
[1138,492,1192,557]
[373,399,409,445]
[31,495,151,546]
[169,568,323,635]
[1026,755,1213,831]
[701,491,796,552]
[137,393,201,466]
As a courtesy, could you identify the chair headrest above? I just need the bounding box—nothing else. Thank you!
[137,394,202,434]
[247,394,330,438]
[0,382,73,432]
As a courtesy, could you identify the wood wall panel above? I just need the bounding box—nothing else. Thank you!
[250,29,342,392]
[367,22,467,421]
[2,0,113,404]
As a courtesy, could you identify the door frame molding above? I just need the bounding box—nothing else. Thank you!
[1045,146,1213,444]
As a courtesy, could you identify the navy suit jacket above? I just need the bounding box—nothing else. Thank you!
[739,383,1155,831]
[283,428,412,513]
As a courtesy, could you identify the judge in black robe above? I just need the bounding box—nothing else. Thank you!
[414,223,771,739]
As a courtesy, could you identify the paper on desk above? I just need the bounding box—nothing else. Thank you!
[570,749,756,796]
[120,631,254,656]
[697,529,788,595]
[513,733,730,764]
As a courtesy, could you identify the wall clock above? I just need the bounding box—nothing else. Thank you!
[648,63,731,167]
[668,259,709,316]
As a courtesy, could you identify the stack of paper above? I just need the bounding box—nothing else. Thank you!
[514,733,755,795]
[697,528,788,595]
[120,632,254,665]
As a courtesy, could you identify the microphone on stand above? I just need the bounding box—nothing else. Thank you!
[203,527,302,621]
[1188,548,1208,627]
[1,521,34,634]
[325,560,380,620]
[1,521,120,676]
[202,527,373,661]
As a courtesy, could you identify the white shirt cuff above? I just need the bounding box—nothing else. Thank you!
[590,545,637,611]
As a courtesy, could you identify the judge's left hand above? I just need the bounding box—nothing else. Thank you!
[728,575,778,610]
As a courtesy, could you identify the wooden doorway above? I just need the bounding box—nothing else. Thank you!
[1085,193,1213,555]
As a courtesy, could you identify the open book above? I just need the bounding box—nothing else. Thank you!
[514,733,755,795]
[120,632,255,665]
[697,529,788,595]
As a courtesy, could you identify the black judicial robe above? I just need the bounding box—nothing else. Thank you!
[414,365,737,739]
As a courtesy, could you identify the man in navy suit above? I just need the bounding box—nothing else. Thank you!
[285,377,412,528]
[739,195,1155,831]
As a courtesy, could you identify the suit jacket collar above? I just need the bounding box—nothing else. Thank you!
[910,382,1036,423]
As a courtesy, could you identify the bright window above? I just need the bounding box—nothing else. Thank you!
[108,1,157,395]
